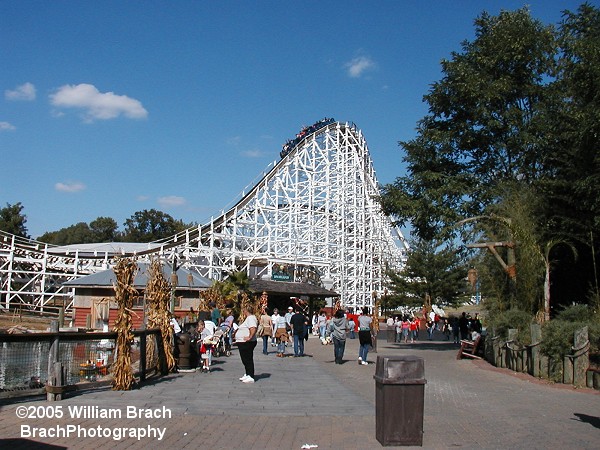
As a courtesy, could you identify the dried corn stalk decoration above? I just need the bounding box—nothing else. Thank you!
[111,258,138,391]
[238,291,252,322]
[372,299,380,333]
[258,291,268,315]
[292,296,309,316]
[334,298,342,313]
[145,259,176,372]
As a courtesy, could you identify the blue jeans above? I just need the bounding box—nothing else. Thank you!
[319,325,326,338]
[277,339,285,354]
[359,343,369,362]
[262,336,269,354]
[333,337,345,363]
[293,334,305,356]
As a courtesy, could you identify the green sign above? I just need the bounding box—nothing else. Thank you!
[272,272,292,281]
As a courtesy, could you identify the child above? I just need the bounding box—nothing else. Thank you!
[197,321,213,372]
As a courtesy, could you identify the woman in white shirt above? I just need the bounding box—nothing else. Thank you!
[234,305,258,383]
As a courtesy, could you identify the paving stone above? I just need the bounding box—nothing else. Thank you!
[0,333,598,449]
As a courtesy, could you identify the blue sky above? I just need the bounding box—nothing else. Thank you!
[1,1,588,239]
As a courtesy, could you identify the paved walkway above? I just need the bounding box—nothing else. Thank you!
[0,331,599,449]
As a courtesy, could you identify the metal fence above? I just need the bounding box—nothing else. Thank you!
[0,329,166,398]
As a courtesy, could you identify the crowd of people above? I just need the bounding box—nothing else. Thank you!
[280,117,336,159]
[385,310,483,344]
[171,303,381,385]
[171,304,483,385]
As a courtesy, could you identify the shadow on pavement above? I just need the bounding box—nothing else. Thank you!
[378,341,459,352]
[0,439,66,449]
[572,413,600,429]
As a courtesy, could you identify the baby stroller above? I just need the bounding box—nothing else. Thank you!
[211,327,232,357]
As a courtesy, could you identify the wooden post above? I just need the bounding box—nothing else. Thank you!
[573,326,589,388]
[156,331,168,375]
[46,320,62,401]
[563,355,574,384]
[58,307,64,328]
[140,331,147,382]
[507,329,518,370]
[530,324,542,377]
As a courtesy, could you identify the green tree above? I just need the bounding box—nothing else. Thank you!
[543,4,600,243]
[89,216,119,242]
[540,4,600,307]
[387,239,467,308]
[122,209,189,242]
[38,222,94,245]
[380,5,600,313]
[380,8,557,241]
[0,202,29,238]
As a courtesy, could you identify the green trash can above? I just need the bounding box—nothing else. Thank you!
[176,333,192,370]
[374,355,426,446]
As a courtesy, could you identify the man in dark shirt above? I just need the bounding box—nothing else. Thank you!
[290,308,307,357]
[458,312,470,341]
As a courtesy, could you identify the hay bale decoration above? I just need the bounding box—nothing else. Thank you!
[258,291,268,315]
[372,299,380,333]
[111,258,138,390]
[145,259,176,372]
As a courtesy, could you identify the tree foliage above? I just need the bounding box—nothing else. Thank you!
[122,209,189,243]
[380,8,557,242]
[386,239,467,308]
[381,4,600,313]
[0,202,29,238]
[37,210,193,245]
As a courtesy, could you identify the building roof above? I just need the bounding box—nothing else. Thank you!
[63,262,212,290]
[47,242,162,256]
[248,278,339,298]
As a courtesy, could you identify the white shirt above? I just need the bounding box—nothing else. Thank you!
[238,314,258,342]
[170,318,181,333]
[204,320,216,336]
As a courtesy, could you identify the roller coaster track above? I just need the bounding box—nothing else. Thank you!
[0,121,408,314]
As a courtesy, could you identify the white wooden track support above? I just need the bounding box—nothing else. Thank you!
[0,121,408,314]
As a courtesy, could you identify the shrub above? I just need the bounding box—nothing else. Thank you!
[541,305,600,361]
[488,309,534,346]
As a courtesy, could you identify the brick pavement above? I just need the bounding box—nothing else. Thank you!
[0,330,598,449]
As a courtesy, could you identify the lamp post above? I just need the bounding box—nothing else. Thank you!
[170,254,179,314]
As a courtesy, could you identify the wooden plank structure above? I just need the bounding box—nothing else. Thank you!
[457,335,483,360]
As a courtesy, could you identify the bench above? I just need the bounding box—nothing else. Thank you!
[457,335,483,360]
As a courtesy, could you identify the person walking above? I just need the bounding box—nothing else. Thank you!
[401,316,410,343]
[347,317,356,339]
[234,305,258,383]
[451,316,460,343]
[317,311,327,338]
[259,310,273,355]
[357,307,372,365]
[270,308,280,347]
[290,308,307,356]
[329,309,349,364]
[273,311,288,357]
[410,317,418,343]
[458,312,470,341]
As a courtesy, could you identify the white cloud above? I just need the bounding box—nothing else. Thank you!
[226,136,241,146]
[5,82,36,101]
[50,83,148,122]
[55,181,86,193]
[344,55,376,78]
[0,121,16,131]
[157,196,186,208]
[241,149,266,158]
[136,195,150,202]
